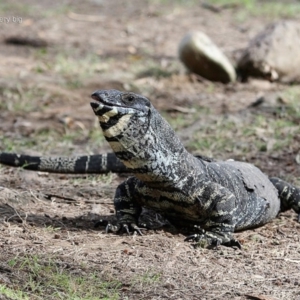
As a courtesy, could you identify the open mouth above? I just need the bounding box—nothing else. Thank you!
[90,93,128,109]
[90,99,124,113]
[90,99,104,110]
[90,93,121,122]
[90,93,108,109]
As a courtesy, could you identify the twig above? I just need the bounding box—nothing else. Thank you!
[6,203,27,227]
[44,193,112,205]
[29,190,43,202]
[68,11,105,22]
[44,193,78,203]
[272,258,300,263]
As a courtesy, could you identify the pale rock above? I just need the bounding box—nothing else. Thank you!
[238,20,300,83]
[178,31,236,83]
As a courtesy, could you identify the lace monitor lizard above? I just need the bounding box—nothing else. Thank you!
[1,89,300,248]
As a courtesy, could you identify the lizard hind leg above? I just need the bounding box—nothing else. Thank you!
[270,177,300,222]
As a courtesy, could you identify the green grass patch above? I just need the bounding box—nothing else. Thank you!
[33,51,107,88]
[0,2,71,17]
[165,101,300,159]
[163,107,209,131]
[152,0,300,20]
[0,284,30,300]
[0,137,38,153]
[209,0,300,19]
[150,0,199,6]
[0,128,104,157]
[136,271,162,284]
[6,255,121,300]
[193,115,294,155]
[0,2,34,15]
[0,87,36,113]
[136,60,179,80]
[70,173,114,186]
[280,86,300,119]
[41,4,71,18]
[53,53,101,85]
[0,84,67,113]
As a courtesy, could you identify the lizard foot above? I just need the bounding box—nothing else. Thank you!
[184,233,220,249]
[184,231,241,249]
[184,232,205,243]
[94,219,144,235]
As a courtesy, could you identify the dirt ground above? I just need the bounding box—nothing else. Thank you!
[0,1,300,299]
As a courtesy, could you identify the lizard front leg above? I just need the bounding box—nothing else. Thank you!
[186,182,241,249]
[106,176,144,235]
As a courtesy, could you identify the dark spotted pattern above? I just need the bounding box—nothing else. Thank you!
[89,89,300,247]
[1,89,300,248]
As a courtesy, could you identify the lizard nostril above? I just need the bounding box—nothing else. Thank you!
[91,93,98,100]
[91,91,103,102]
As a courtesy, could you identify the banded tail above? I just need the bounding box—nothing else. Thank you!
[0,152,130,174]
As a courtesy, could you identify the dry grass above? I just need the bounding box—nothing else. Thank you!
[0,0,300,299]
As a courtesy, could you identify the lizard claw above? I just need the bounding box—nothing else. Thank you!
[116,223,144,235]
[93,219,121,233]
[210,238,221,248]
[118,223,144,235]
[105,223,119,233]
[223,239,242,249]
[95,219,144,236]
[184,231,241,249]
[130,223,144,235]
[185,233,217,248]
[94,219,109,228]
[184,233,204,242]
[123,224,130,235]
[184,228,206,242]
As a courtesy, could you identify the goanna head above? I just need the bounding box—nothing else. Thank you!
[90,89,151,145]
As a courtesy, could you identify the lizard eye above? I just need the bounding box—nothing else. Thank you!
[122,93,137,105]
[124,95,135,104]
[127,95,134,101]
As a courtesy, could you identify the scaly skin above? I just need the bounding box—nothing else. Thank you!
[0,152,128,173]
[90,89,300,248]
[1,89,300,248]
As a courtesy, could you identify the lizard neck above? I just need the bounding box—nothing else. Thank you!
[106,108,204,190]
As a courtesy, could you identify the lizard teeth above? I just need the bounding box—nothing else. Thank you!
[94,103,104,111]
